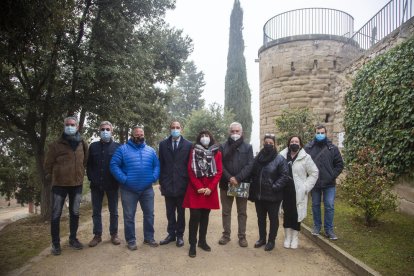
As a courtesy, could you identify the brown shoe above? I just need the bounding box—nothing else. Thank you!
[239,237,248,247]
[218,236,230,245]
[88,235,102,247]
[111,234,121,245]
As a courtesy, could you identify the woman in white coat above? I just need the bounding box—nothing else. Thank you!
[280,136,318,249]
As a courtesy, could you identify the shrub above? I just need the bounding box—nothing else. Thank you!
[341,147,397,226]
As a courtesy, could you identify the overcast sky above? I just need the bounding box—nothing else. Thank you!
[165,0,390,151]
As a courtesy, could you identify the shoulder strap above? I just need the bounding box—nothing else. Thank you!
[313,145,328,162]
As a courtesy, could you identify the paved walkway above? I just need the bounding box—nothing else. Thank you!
[9,186,353,276]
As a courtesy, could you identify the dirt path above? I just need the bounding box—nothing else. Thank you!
[12,186,352,276]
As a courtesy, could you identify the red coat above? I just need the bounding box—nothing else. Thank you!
[182,149,222,209]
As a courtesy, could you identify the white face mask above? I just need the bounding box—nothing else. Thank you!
[230,134,241,141]
[200,137,210,147]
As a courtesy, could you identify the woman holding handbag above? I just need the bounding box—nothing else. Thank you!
[280,136,318,249]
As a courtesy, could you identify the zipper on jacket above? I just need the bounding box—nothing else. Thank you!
[258,169,263,200]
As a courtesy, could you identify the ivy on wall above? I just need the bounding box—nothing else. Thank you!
[344,37,414,177]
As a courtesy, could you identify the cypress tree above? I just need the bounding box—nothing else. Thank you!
[224,0,252,142]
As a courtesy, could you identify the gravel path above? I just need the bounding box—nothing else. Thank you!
[11,185,352,276]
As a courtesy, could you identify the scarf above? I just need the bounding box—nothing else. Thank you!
[251,147,278,178]
[191,144,219,178]
[62,132,81,151]
[222,136,244,163]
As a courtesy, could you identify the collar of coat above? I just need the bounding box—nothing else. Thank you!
[280,147,308,161]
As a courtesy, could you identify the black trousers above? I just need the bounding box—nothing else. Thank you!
[282,181,301,231]
[188,208,210,245]
[165,195,185,238]
[255,200,281,242]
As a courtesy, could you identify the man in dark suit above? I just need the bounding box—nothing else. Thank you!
[158,121,192,247]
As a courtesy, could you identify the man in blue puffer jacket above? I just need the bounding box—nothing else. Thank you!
[110,125,160,250]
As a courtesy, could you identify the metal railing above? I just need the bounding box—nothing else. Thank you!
[263,8,354,45]
[347,0,413,50]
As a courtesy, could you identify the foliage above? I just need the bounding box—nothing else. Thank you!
[304,198,414,276]
[184,103,235,144]
[0,0,191,219]
[167,60,206,123]
[274,108,318,146]
[224,0,252,142]
[341,147,397,226]
[344,37,414,177]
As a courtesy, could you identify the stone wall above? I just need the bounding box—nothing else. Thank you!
[334,17,414,215]
[258,35,359,145]
[258,17,414,215]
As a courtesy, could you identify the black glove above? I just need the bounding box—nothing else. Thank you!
[272,183,281,192]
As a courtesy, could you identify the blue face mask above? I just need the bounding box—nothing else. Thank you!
[171,129,181,138]
[315,133,326,141]
[100,130,112,142]
[64,126,77,136]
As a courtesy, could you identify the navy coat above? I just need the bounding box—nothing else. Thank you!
[158,136,192,197]
[87,139,120,191]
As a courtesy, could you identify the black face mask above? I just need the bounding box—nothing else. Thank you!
[289,144,300,152]
[263,144,274,152]
[133,137,145,144]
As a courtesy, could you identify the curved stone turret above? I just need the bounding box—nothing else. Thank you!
[258,8,360,142]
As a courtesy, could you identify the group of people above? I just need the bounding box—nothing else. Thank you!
[44,117,343,258]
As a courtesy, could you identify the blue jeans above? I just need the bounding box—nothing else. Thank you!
[311,186,336,233]
[91,188,119,236]
[51,185,83,246]
[120,186,155,244]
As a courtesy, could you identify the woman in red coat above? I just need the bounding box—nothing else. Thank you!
[183,130,222,258]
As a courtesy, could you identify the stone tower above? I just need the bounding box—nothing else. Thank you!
[258,8,360,143]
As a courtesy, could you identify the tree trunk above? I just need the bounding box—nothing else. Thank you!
[34,150,51,221]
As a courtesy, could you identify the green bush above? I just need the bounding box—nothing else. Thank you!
[344,37,414,177]
[341,147,397,226]
[274,108,318,146]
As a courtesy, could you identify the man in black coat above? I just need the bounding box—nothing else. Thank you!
[86,121,121,247]
[305,124,344,240]
[218,122,254,247]
[158,121,192,247]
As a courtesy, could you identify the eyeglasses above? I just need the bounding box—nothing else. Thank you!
[264,133,275,138]
[100,128,111,131]
[65,124,76,127]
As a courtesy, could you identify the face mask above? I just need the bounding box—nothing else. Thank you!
[289,144,300,152]
[230,134,241,141]
[100,130,112,142]
[315,133,326,141]
[64,126,77,136]
[200,137,210,147]
[263,144,274,152]
[171,129,181,138]
[133,137,145,144]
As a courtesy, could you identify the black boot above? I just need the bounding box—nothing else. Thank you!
[198,240,211,252]
[265,241,275,251]
[189,245,196,258]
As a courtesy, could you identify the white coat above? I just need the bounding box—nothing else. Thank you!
[280,147,319,222]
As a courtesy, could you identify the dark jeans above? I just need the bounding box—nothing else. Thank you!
[91,188,119,236]
[51,185,83,246]
[188,208,211,246]
[164,195,185,238]
[255,200,281,242]
[311,186,336,232]
[120,186,155,244]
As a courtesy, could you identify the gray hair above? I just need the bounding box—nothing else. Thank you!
[64,116,79,126]
[132,124,144,131]
[229,122,243,132]
[99,121,113,129]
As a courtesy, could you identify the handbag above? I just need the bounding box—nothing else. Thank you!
[227,182,250,198]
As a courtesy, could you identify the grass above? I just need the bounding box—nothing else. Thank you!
[0,190,93,274]
[303,197,414,276]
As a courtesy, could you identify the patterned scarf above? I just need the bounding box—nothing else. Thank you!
[191,144,219,178]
